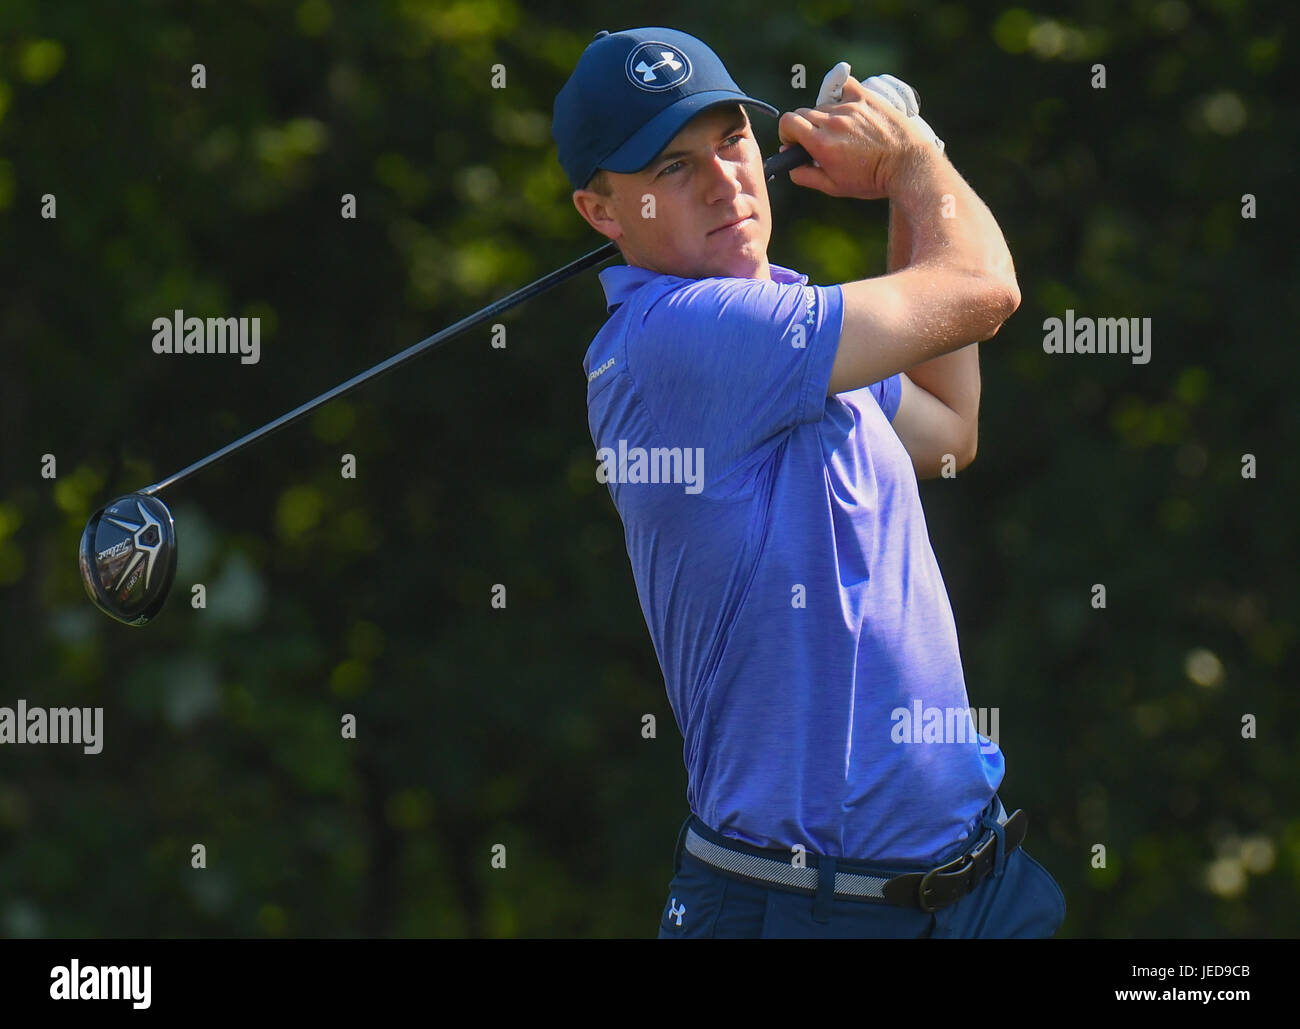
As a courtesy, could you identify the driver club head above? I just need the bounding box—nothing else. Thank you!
[78,493,178,626]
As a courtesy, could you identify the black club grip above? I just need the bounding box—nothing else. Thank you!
[763,144,813,180]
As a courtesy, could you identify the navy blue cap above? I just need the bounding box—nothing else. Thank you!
[552,27,778,191]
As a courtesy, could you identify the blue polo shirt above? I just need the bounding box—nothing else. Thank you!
[583,261,1004,865]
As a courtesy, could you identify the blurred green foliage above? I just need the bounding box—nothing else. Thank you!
[1,0,1297,937]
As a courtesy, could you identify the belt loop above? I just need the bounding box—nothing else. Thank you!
[813,856,837,923]
[980,800,1007,879]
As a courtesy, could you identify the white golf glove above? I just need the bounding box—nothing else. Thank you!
[817,62,945,153]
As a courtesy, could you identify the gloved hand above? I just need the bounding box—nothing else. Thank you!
[816,62,945,152]
[767,62,944,179]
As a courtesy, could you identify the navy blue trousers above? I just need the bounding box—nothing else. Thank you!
[657,798,1066,938]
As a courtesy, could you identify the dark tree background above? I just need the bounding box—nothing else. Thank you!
[1,0,1296,937]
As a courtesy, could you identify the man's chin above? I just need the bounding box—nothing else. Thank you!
[710,251,770,281]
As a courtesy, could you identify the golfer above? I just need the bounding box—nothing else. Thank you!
[553,26,1066,938]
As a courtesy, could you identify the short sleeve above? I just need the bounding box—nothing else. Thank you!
[867,373,903,422]
[625,276,842,476]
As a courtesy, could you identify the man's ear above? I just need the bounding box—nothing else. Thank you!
[572,189,623,243]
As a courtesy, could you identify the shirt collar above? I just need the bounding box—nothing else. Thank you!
[598,262,807,313]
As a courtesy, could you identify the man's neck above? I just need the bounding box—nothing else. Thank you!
[625,256,773,281]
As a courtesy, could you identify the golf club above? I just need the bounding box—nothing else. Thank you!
[78,145,817,625]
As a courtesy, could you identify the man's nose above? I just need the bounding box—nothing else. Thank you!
[701,153,744,201]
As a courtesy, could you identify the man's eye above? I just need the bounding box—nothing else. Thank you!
[656,137,743,178]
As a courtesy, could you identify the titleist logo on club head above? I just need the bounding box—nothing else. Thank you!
[151,310,260,364]
[97,499,164,593]
[96,538,131,562]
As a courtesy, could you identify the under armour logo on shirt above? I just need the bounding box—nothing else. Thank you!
[669,898,686,926]
[803,286,817,325]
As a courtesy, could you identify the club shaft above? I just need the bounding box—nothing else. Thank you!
[140,242,619,495]
[139,147,811,498]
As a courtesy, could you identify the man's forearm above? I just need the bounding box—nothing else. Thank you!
[888,199,981,427]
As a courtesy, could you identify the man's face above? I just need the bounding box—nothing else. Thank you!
[572,105,772,281]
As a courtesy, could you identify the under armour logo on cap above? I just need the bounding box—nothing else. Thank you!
[627,42,691,90]
[551,27,778,191]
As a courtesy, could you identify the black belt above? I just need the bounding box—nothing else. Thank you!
[682,804,1028,913]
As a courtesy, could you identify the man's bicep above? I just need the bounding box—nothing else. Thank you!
[828,274,913,395]
[830,265,1010,396]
